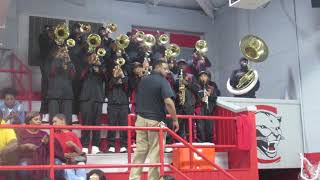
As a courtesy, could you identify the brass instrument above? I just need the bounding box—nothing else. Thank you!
[158,34,169,46]
[97,48,106,57]
[226,35,268,95]
[115,34,130,49]
[195,40,208,56]
[54,23,70,46]
[66,38,76,48]
[178,69,186,105]
[89,53,101,66]
[87,34,102,53]
[116,57,126,67]
[134,31,145,42]
[143,34,156,48]
[80,24,92,34]
[106,23,117,33]
[166,44,180,59]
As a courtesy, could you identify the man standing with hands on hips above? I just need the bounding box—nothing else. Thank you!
[129,60,179,180]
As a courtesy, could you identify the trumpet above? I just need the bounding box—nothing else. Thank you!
[106,23,117,33]
[195,40,208,56]
[80,24,92,34]
[134,31,145,42]
[66,38,76,48]
[87,34,102,53]
[97,48,106,57]
[158,34,169,46]
[54,23,70,46]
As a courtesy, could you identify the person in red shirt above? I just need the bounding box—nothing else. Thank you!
[52,114,82,155]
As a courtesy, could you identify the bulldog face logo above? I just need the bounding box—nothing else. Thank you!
[256,105,284,163]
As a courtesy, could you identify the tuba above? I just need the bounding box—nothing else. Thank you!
[227,35,268,96]
[54,23,70,46]
[87,34,102,53]
[158,34,169,46]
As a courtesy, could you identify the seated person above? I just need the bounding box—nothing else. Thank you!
[87,169,106,180]
[0,87,25,124]
[0,111,18,180]
[16,112,48,180]
[53,114,86,180]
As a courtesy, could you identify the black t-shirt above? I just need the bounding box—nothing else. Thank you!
[135,72,175,122]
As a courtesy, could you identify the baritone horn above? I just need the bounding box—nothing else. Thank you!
[80,24,92,34]
[87,34,101,53]
[143,34,156,47]
[226,35,268,96]
[158,34,169,45]
[106,23,117,33]
[54,23,70,46]
[115,34,130,49]
[195,40,208,56]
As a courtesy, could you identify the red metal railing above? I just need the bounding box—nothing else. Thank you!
[0,112,258,180]
[0,49,32,111]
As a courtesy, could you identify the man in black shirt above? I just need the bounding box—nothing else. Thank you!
[129,61,179,180]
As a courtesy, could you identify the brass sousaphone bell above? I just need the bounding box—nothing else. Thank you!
[54,23,70,46]
[227,35,268,96]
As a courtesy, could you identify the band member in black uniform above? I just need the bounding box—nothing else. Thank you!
[79,53,106,150]
[69,23,87,122]
[192,49,212,74]
[229,57,260,98]
[196,71,219,143]
[47,46,75,125]
[38,25,55,120]
[174,59,199,140]
[129,63,144,113]
[106,64,129,153]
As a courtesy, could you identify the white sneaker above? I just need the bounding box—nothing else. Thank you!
[92,146,100,154]
[165,147,173,153]
[120,147,127,153]
[72,114,79,124]
[42,114,49,123]
[82,148,89,154]
[108,147,115,153]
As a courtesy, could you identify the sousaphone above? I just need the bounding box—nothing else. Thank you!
[227,35,268,95]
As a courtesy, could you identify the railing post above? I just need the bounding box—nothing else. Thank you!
[188,117,193,169]
[159,128,165,177]
[49,127,55,179]
[128,114,132,171]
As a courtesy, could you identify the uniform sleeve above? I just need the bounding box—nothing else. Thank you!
[161,78,175,100]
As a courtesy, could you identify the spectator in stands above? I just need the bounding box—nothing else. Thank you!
[162,175,175,180]
[87,169,106,180]
[53,113,86,180]
[16,112,48,180]
[0,87,25,124]
[0,111,18,180]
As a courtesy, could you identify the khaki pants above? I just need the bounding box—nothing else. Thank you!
[129,115,166,180]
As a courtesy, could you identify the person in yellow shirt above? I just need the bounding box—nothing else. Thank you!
[0,111,18,180]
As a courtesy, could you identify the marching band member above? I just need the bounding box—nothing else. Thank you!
[38,25,55,121]
[196,71,219,143]
[47,46,76,125]
[192,49,212,74]
[174,59,199,140]
[69,23,87,123]
[106,64,129,153]
[79,53,106,151]
[229,57,260,98]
